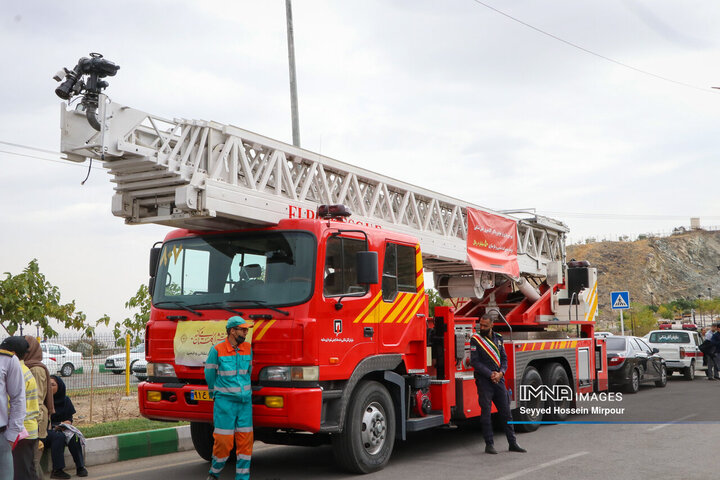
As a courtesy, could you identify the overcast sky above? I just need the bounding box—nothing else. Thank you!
[1,0,719,332]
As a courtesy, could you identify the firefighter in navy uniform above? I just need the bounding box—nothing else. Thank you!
[470,312,526,454]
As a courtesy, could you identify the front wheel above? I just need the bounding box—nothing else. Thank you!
[190,422,214,462]
[60,363,74,377]
[332,380,395,474]
[655,365,667,387]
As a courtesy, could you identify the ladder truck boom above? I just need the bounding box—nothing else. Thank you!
[60,97,566,283]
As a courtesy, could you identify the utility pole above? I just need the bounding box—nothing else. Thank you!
[285,0,301,147]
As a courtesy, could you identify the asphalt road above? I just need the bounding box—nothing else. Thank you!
[89,374,720,480]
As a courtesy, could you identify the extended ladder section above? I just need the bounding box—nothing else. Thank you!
[60,98,567,279]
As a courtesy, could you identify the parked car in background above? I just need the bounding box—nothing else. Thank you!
[104,343,145,374]
[41,342,83,377]
[132,359,147,381]
[595,331,614,338]
[643,329,702,380]
[606,336,667,393]
[41,357,60,377]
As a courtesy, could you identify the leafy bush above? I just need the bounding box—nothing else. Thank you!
[68,338,105,356]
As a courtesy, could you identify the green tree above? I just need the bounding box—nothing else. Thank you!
[656,305,673,320]
[98,284,149,346]
[629,304,657,337]
[0,259,88,336]
[426,288,448,317]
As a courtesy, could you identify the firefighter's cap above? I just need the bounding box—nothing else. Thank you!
[226,316,252,329]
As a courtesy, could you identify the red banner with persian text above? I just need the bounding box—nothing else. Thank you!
[466,207,519,277]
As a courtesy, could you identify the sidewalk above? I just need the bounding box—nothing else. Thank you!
[72,425,194,467]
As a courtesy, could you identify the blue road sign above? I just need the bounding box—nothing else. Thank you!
[610,291,630,310]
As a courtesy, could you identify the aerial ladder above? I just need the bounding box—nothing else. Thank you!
[58,76,572,304]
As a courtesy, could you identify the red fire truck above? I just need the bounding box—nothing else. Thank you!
[55,56,608,473]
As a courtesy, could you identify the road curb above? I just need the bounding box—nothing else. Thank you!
[75,425,193,467]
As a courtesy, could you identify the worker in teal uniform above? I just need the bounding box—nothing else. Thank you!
[205,316,253,480]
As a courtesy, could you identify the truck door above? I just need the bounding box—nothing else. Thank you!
[379,242,425,349]
[319,234,377,368]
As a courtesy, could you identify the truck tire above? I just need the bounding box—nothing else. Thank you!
[332,380,395,474]
[541,363,571,421]
[190,422,214,462]
[513,366,543,433]
[625,368,640,394]
[683,361,695,381]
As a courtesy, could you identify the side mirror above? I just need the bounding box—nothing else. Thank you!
[356,251,379,285]
[149,246,162,277]
[148,277,156,297]
[652,347,659,354]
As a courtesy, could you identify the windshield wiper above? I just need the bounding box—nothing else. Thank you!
[188,302,244,316]
[153,301,203,316]
[225,299,289,317]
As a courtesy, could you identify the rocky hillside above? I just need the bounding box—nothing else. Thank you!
[567,230,720,323]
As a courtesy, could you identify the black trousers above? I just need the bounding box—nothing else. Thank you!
[13,438,38,480]
[44,429,84,471]
[476,377,517,446]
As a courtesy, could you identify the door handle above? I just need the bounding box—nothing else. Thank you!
[364,327,374,338]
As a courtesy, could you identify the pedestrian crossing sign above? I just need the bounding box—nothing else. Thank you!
[610,291,630,310]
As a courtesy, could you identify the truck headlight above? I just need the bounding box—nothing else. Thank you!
[259,366,319,382]
[146,362,177,378]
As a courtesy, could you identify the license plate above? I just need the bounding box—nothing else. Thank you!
[191,390,213,401]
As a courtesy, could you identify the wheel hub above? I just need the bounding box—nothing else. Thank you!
[361,402,386,455]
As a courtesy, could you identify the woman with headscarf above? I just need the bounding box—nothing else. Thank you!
[24,336,53,479]
[44,375,87,479]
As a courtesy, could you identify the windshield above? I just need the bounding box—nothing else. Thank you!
[153,231,315,308]
[648,331,690,343]
[131,344,144,353]
[606,337,626,352]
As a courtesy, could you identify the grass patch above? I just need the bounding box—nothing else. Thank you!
[81,418,189,439]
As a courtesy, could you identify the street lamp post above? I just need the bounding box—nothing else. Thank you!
[285,0,301,147]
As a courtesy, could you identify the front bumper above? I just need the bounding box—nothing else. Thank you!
[138,382,323,432]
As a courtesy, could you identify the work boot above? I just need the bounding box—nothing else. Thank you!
[50,470,71,480]
[77,467,89,477]
[485,443,498,454]
[206,475,218,480]
[509,443,527,453]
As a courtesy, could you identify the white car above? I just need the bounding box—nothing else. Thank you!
[644,330,703,380]
[41,357,60,377]
[132,359,147,381]
[41,343,83,377]
[104,343,145,374]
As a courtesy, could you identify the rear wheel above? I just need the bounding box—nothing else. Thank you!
[683,362,695,381]
[190,421,214,462]
[625,368,640,394]
[655,365,667,387]
[513,366,543,432]
[332,380,395,474]
[541,363,572,421]
[60,363,74,377]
